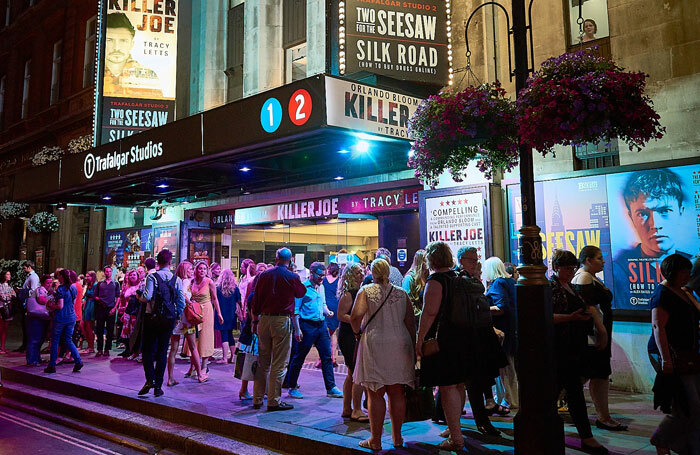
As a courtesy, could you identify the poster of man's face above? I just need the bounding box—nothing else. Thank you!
[105,25,134,67]
[626,193,684,257]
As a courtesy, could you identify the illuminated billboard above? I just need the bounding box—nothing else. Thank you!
[99,0,178,144]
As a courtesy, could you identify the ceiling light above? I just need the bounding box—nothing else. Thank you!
[130,207,138,213]
[353,140,370,154]
[337,149,351,154]
[239,166,251,172]
[156,183,169,189]
[334,176,344,181]
[56,202,67,211]
[102,195,111,201]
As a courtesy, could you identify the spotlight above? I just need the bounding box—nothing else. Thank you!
[337,149,351,154]
[156,183,169,189]
[334,176,344,181]
[102,195,111,201]
[353,140,370,154]
[56,202,67,211]
[130,207,138,213]
[239,166,251,172]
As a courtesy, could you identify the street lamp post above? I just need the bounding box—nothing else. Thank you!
[465,0,565,453]
[510,0,565,453]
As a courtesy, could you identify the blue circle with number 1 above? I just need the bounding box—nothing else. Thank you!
[260,98,282,133]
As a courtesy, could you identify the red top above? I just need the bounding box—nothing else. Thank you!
[73,282,83,322]
[251,266,306,317]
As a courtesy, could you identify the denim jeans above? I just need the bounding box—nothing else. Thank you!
[94,305,115,352]
[287,319,336,391]
[49,319,82,368]
[141,315,175,389]
[26,316,49,364]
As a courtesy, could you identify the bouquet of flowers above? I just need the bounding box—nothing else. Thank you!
[0,202,29,220]
[31,145,64,166]
[408,82,519,187]
[28,211,59,233]
[517,49,665,155]
[67,134,93,154]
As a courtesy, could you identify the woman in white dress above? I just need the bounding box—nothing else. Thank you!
[351,258,416,451]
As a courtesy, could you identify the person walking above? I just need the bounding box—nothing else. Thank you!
[215,268,240,365]
[192,261,224,373]
[44,269,83,374]
[336,262,368,422]
[573,245,627,431]
[0,270,16,353]
[25,274,53,365]
[93,266,120,357]
[648,254,700,455]
[251,248,306,412]
[286,262,343,399]
[81,271,97,354]
[139,249,185,397]
[351,258,416,451]
[551,249,609,454]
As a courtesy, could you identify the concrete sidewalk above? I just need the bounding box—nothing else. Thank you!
[0,346,663,455]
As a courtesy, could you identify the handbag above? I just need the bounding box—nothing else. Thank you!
[27,290,51,319]
[184,299,203,325]
[0,302,11,321]
[353,286,394,366]
[421,338,440,357]
[404,368,435,422]
[234,335,258,381]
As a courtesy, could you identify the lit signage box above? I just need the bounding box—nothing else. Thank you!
[339,0,453,85]
[98,0,179,144]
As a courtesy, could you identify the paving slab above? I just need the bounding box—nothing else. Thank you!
[0,350,663,454]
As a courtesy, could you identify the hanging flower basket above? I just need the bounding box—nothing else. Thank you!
[32,145,64,167]
[408,82,519,188]
[517,49,665,155]
[28,211,59,233]
[0,202,29,220]
[67,134,93,154]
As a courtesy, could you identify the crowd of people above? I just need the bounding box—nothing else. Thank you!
[0,243,698,454]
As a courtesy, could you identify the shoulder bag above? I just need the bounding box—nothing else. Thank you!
[352,286,394,365]
[184,283,204,325]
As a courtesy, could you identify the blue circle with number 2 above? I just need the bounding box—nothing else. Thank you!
[261,98,282,133]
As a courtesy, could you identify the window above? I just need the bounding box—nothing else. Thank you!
[282,0,306,47]
[566,0,610,46]
[0,75,6,129]
[225,3,244,102]
[83,16,97,88]
[50,40,62,105]
[21,59,30,119]
[285,42,307,83]
[5,0,10,26]
[574,139,619,170]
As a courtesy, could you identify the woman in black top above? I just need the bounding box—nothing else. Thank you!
[649,254,700,455]
[336,263,368,422]
[573,245,627,431]
[551,249,609,454]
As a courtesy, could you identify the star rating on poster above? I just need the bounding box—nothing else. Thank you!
[440,199,470,207]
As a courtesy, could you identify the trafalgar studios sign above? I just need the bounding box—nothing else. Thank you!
[340,0,452,85]
[99,0,179,144]
[325,76,422,139]
[83,141,163,179]
[425,192,487,264]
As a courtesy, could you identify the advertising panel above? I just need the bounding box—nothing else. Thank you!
[154,224,179,265]
[325,77,422,139]
[100,1,178,144]
[342,0,451,85]
[104,228,153,269]
[607,165,700,310]
[188,230,216,264]
[424,191,487,267]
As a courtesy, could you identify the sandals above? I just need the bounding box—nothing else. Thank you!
[350,414,369,423]
[595,419,628,431]
[437,437,464,451]
[166,380,179,387]
[358,439,382,451]
[239,392,253,400]
[485,404,510,416]
[393,438,404,448]
[476,422,502,436]
[198,374,209,383]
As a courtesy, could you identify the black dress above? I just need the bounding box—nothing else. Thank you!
[574,272,614,379]
[338,289,359,372]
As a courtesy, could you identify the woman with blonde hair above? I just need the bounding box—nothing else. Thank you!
[402,249,429,318]
[351,259,415,450]
[484,256,518,414]
[192,261,224,373]
[336,262,368,422]
[167,261,208,385]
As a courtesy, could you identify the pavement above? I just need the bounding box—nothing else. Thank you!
[0,342,664,455]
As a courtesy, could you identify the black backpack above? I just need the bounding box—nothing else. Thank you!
[152,273,178,321]
[447,272,493,330]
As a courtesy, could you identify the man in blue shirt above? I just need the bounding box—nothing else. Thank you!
[286,262,343,399]
[139,249,184,397]
[44,269,83,374]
